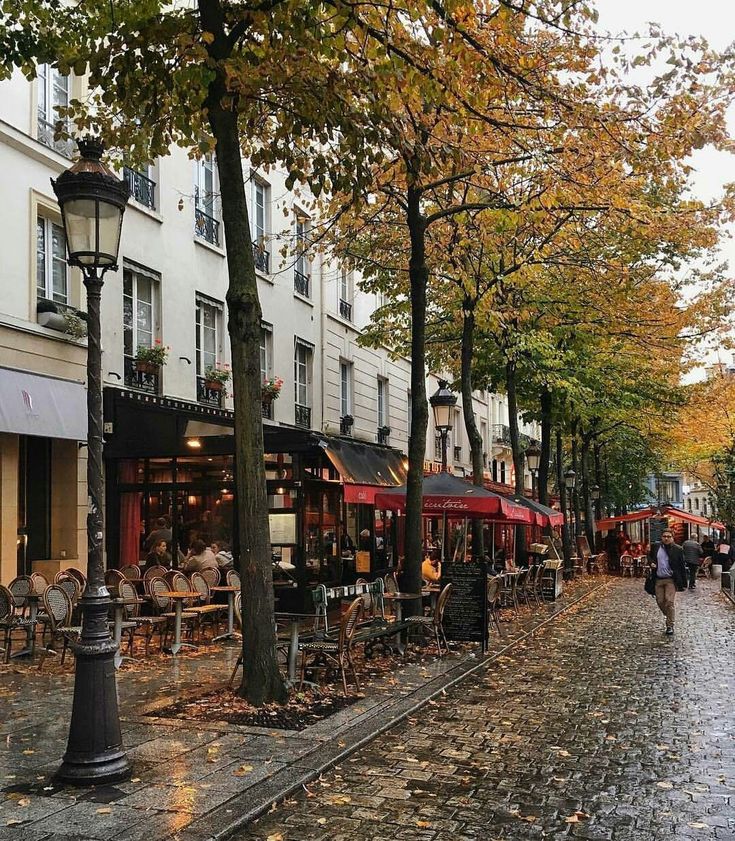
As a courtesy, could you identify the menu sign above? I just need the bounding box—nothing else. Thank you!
[650,517,668,546]
[441,562,488,653]
[268,513,297,545]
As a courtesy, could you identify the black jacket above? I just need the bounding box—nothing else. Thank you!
[648,542,687,590]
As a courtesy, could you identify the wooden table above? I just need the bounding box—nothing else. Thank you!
[111,597,143,668]
[211,585,240,641]
[158,591,200,655]
[383,592,422,653]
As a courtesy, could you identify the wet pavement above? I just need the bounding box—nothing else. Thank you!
[234,578,735,841]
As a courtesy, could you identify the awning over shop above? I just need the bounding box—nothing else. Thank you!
[664,507,724,530]
[505,494,565,527]
[596,507,658,531]
[320,435,408,500]
[0,367,86,440]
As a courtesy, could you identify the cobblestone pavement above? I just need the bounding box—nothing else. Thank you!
[236,579,735,841]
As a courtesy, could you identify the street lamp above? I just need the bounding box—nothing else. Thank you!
[52,138,130,785]
[564,468,576,490]
[429,379,457,472]
[563,468,577,538]
[525,444,541,500]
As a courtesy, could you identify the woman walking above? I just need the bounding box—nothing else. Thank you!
[648,529,687,635]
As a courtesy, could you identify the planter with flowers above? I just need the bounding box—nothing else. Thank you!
[135,341,169,375]
[203,363,231,393]
[261,376,283,404]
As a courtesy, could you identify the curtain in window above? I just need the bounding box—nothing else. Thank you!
[119,461,142,566]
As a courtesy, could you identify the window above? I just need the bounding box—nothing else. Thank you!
[36,216,68,304]
[195,296,221,376]
[124,164,156,210]
[339,269,353,320]
[695,497,700,510]
[195,155,220,245]
[407,390,412,438]
[294,217,310,296]
[123,268,156,357]
[492,459,498,482]
[377,377,389,427]
[251,179,270,272]
[500,461,506,484]
[340,361,352,418]
[686,498,692,511]
[294,340,312,427]
[703,500,708,515]
[37,64,71,156]
[260,324,272,382]
[480,420,488,465]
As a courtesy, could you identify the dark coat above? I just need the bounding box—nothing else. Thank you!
[648,542,687,590]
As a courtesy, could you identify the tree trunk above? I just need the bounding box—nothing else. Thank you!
[538,387,552,508]
[556,427,574,578]
[581,433,594,551]
[460,300,484,560]
[570,418,579,550]
[506,360,526,565]
[201,0,286,705]
[403,176,428,603]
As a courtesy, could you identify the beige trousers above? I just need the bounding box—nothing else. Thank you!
[655,577,676,630]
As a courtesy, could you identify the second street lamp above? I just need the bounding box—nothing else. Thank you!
[429,379,457,472]
[564,468,577,538]
[52,138,130,785]
[525,444,541,500]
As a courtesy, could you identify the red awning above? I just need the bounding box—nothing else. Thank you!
[663,506,724,530]
[597,506,724,532]
[343,483,382,505]
[596,507,657,531]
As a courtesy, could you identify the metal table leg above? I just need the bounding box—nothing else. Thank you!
[213,592,241,642]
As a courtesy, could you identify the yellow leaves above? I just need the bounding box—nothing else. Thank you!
[17,798,31,807]
[656,781,674,789]
[416,820,432,828]
[201,32,215,45]
[266,834,283,841]
[564,811,590,823]
[95,807,112,815]
[233,764,254,777]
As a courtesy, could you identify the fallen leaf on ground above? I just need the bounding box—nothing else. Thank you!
[17,798,30,807]
[233,765,253,777]
[688,823,709,829]
[266,834,283,841]
[95,807,112,815]
[657,781,673,789]
[417,820,432,828]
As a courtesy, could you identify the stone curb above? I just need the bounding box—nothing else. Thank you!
[180,578,609,841]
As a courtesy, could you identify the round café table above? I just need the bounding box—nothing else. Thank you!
[383,592,422,654]
[210,586,241,642]
[158,591,201,655]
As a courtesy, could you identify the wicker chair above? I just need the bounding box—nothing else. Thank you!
[30,572,49,593]
[120,564,142,580]
[515,568,530,606]
[143,565,169,586]
[8,576,34,616]
[148,576,198,647]
[1,584,37,663]
[405,582,453,656]
[64,568,87,589]
[620,554,634,577]
[118,579,167,655]
[486,576,503,637]
[299,597,363,695]
[698,556,712,579]
[38,585,81,669]
[171,571,191,593]
[499,572,519,616]
[188,572,224,639]
[104,568,126,597]
[201,567,220,588]
[226,569,241,588]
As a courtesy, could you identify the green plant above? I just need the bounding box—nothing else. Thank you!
[204,363,231,384]
[135,340,169,366]
[63,310,88,339]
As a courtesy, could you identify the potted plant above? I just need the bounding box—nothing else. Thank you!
[261,376,284,403]
[203,362,231,392]
[63,310,88,339]
[37,299,67,331]
[135,340,169,374]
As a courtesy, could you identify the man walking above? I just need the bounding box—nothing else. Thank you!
[648,529,687,635]
[682,535,703,589]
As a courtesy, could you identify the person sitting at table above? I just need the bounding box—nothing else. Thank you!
[341,531,355,556]
[182,539,218,574]
[144,538,172,570]
[144,517,172,552]
[422,553,441,584]
[211,541,234,570]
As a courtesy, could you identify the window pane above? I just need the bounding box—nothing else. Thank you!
[50,223,67,303]
[36,218,46,297]
[123,271,134,356]
[260,329,268,380]
[38,66,48,119]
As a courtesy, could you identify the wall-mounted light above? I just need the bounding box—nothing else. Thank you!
[186,438,202,449]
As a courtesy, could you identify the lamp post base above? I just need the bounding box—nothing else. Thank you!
[56,600,131,786]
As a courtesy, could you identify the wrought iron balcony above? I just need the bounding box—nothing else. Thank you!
[492,424,512,446]
[339,299,352,321]
[294,270,310,297]
[37,116,73,157]
[253,242,270,273]
[124,355,160,395]
[295,403,311,428]
[124,167,156,210]
[196,376,223,408]
[434,437,443,460]
[377,426,391,445]
[262,400,274,420]
[194,206,220,246]
[453,445,462,462]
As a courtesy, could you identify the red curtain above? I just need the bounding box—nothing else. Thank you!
[119,461,142,567]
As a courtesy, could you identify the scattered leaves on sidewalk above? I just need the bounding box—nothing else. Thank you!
[233,764,253,777]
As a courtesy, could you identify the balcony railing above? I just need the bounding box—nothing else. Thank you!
[124,355,160,395]
[294,270,310,297]
[262,400,273,420]
[196,376,223,408]
[377,426,390,445]
[37,116,73,157]
[492,424,511,446]
[295,403,311,428]
[124,167,156,210]
[339,299,353,321]
[195,206,220,246]
[253,243,270,273]
[453,445,462,462]
[434,437,443,460]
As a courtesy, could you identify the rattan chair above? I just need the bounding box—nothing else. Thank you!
[201,567,220,588]
[516,568,530,606]
[64,568,87,589]
[104,568,126,597]
[30,572,49,592]
[0,584,37,663]
[8,576,34,616]
[188,572,224,639]
[226,569,241,588]
[499,572,519,616]
[405,582,453,656]
[120,564,141,580]
[118,579,167,655]
[148,576,198,647]
[486,576,503,637]
[620,554,634,577]
[171,571,191,593]
[143,564,169,586]
[299,597,363,695]
[38,585,81,669]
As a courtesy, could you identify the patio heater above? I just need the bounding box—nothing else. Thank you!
[52,138,130,785]
[525,444,541,501]
[429,380,457,562]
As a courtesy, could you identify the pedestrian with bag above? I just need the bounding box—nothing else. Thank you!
[682,535,703,589]
[647,529,687,636]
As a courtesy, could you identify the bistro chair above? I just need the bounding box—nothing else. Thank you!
[171,571,191,593]
[8,576,34,616]
[64,568,87,589]
[0,584,37,663]
[405,582,453,656]
[118,579,167,655]
[30,572,49,593]
[499,572,519,617]
[226,569,241,588]
[104,568,126,597]
[698,556,712,579]
[299,597,363,696]
[148,576,198,647]
[201,567,220,588]
[188,572,224,639]
[486,576,503,638]
[620,554,634,578]
[515,568,530,606]
[38,585,81,670]
[120,564,141,581]
[143,565,168,586]
[54,573,81,620]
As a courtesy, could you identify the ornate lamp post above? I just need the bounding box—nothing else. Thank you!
[429,380,457,473]
[525,444,541,501]
[52,138,130,785]
[564,468,577,537]
[591,483,601,520]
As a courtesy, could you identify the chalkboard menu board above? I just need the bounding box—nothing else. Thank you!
[441,562,488,653]
[650,517,668,546]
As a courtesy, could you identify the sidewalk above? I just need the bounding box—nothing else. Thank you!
[0,577,603,841]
